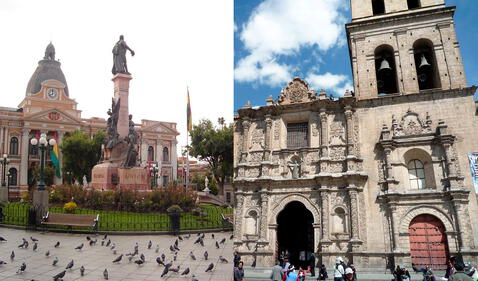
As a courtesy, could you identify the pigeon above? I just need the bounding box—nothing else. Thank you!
[178,235,183,241]
[0,260,7,265]
[189,251,196,260]
[174,244,180,251]
[33,242,38,251]
[205,262,214,272]
[194,237,201,244]
[134,243,138,252]
[65,259,74,270]
[52,257,59,266]
[0,236,6,242]
[103,268,109,280]
[191,274,199,281]
[173,252,177,261]
[181,267,190,276]
[89,239,97,246]
[215,241,219,249]
[155,245,159,253]
[128,255,134,262]
[86,236,91,241]
[113,250,117,255]
[75,243,84,250]
[200,233,205,239]
[164,261,173,269]
[106,239,111,247]
[80,266,85,276]
[185,234,191,239]
[219,238,226,244]
[112,254,123,263]
[10,250,15,260]
[174,239,178,247]
[169,265,180,273]
[19,240,28,248]
[156,257,164,266]
[103,234,108,240]
[211,233,215,239]
[110,243,116,250]
[169,245,175,252]
[219,256,228,263]
[204,251,208,260]
[101,240,105,246]
[161,266,169,277]
[45,250,50,257]
[148,240,152,249]
[230,234,234,240]
[54,241,60,248]
[17,262,26,274]
[161,253,166,261]
[199,239,204,247]
[53,270,66,281]
[134,259,144,266]
[30,236,38,242]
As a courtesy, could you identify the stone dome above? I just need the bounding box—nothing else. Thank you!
[25,43,69,96]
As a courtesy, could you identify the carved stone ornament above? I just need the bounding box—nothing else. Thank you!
[392,109,433,137]
[329,121,346,145]
[277,78,316,105]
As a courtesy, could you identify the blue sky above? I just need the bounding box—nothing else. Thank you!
[234,0,478,111]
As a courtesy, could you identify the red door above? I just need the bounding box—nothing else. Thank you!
[409,214,449,270]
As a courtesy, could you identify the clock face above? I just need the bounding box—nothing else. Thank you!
[47,88,58,100]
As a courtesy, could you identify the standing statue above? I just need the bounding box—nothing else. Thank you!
[104,98,121,160]
[112,35,135,75]
[288,158,301,179]
[44,42,55,60]
[122,114,139,168]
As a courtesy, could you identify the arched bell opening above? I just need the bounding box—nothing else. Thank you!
[413,39,441,90]
[375,45,398,95]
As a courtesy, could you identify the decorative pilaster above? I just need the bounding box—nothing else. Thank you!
[234,191,245,243]
[348,187,360,241]
[319,109,328,158]
[389,205,401,252]
[320,190,332,247]
[240,118,250,163]
[19,129,30,187]
[264,115,273,161]
[344,106,354,156]
[259,190,269,243]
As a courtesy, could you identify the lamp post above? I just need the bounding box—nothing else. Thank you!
[150,162,159,188]
[6,172,11,200]
[1,154,9,187]
[30,133,56,191]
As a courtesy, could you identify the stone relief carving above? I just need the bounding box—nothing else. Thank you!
[250,122,265,150]
[245,168,260,178]
[329,146,346,161]
[329,121,346,145]
[277,78,317,105]
[273,120,280,141]
[328,162,344,173]
[392,109,433,137]
[353,116,361,156]
[249,152,263,163]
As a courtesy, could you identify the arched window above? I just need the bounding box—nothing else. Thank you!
[333,207,347,233]
[147,146,154,162]
[372,0,385,15]
[407,0,420,9]
[408,159,426,189]
[163,147,169,162]
[9,137,19,155]
[375,45,398,95]
[8,167,17,186]
[414,39,440,90]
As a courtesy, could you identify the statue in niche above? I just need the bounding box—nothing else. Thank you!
[288,156,302,179]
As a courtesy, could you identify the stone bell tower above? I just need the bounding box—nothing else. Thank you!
[346,0,467,99]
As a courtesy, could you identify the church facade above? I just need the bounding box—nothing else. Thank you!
[233,0,478,270]
[0,43,178,197]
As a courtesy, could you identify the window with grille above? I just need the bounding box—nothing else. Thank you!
[287,122,308,148]
[408,159,426,189]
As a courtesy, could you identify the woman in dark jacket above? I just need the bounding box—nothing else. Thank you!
[318,264,328,280]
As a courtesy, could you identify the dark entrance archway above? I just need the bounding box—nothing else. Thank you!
[277,201,314,269]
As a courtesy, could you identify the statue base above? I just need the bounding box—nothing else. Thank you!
[0,186,8,203]
[32,190,49,224]
[91,162,149,191]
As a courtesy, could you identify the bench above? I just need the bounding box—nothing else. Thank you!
[221,213,233,228]
[41,212,99,232]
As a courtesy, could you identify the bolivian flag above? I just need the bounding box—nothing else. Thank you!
[51,136,61,178]
[187,88,192,132]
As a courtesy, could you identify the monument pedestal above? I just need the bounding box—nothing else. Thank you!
[91,162,120,190]
[0,186,8,203]
[118,167,149,191]
[91,163,149,191]
[32,190,49,224]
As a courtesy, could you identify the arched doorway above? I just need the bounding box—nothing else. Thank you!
[277,201,314,269]
[409,214,449,270]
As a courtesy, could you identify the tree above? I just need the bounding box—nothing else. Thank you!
[189,118,233,192]
[61,130,105,184]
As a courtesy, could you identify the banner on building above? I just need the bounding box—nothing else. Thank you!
[467,152,478,193]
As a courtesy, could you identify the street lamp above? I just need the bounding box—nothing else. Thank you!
[30,133,56,191]
[1,153,9,187]
[150,162,159,188]
[6,172,11,200]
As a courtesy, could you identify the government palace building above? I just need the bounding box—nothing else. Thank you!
[233,0,478,270]
[0,43,178,197]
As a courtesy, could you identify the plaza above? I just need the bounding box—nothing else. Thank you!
[0,227,233,281]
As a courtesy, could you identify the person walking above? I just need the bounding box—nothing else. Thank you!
[271,261,283,281]
[234,261,245,281]
[318,264,328,280]
[234,251,241,267]
[309,253,316,277]
[285,265,298,281]
[334,257,345,281]
[449,262,473,281]
[344,268,355,281]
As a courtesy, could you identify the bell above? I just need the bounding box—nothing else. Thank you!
[418,73,427,82]
[379,58,392,72]
[419,54,431,69]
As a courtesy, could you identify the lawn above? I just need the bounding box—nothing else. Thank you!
[0,202,233,232]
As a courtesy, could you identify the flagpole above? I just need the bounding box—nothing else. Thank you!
[186,86,190,187]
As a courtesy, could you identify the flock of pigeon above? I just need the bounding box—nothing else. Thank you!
[0,232,234,280]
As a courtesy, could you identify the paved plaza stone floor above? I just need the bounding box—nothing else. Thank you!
[0,227,233,281]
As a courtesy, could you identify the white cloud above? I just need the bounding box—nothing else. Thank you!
[0,0,233,154]
[306,72,352,97]
[235,0,347,87]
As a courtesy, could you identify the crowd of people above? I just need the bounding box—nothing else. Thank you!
[232,252,478,281]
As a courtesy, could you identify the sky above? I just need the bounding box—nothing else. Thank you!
[234,0,478,111]
[0,0,233,154]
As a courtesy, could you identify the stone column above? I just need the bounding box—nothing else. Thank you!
[19,129,30,187]
[112,73,132,140]
[54,131,64,185]
[264,115,272,161]
[389,205,401,252]
[451,199,475,250]
[348,187,360,241]
[234,191,245,242]
[171,140,178,180]
[241,118,250,163]
[384,147,394,180]
[320,190,331,242]
[344,106,354,156]
[259,190,269,242]
[319,109,328,158]
[0,126,4,155]
[443,143,456,177]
